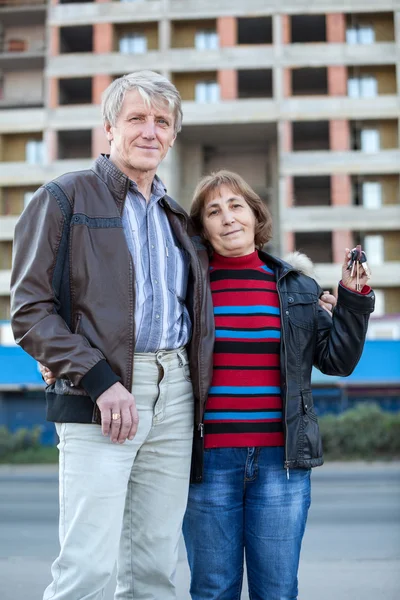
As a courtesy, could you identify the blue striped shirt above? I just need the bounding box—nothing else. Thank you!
[122,175,191,352]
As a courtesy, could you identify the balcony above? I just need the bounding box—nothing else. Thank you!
[314,261,400,289]
[0,1,46,28]
[0,108,45,133]
[281,150,400,176]
[0,41,45,70]
[0,216,18,241]
[0,159,92,186]
[282,205,400,233]
[49,0,163,27]
[282,42,397,68]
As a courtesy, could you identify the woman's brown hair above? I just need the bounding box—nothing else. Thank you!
[190,170,273,249]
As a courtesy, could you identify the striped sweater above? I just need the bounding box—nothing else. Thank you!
[204,250,284,449]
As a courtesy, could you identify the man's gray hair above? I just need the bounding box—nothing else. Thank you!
[101,70,183,134]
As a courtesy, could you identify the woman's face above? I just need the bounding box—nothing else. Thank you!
[202,184,257,257]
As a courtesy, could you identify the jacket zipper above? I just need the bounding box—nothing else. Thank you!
[277,270,292,479]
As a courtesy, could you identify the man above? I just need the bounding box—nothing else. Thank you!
[10,71,210,600]
[11,70,337,600]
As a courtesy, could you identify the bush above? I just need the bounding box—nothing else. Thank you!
[0,426,42,461]
[319,403,400,460]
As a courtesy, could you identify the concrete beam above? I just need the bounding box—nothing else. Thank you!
[0,108,46,134]
[0,217,18,241]
[281,150,400,176]
[0,160,93,187]
[282,206,400,232]
[0,270,11,296]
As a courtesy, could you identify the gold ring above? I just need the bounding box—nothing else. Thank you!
[112,413,121,421]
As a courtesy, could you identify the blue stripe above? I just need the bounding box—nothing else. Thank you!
[260,265,274,275]
[216,329,280,339]
[209,386,281,395]
[204,411,282,421]
[214,306,280,315]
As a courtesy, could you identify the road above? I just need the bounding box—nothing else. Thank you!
[0,462,399,600]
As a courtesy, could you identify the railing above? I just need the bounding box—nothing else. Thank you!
[0,39,46,53]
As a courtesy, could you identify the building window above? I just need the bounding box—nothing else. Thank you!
[364,235,384,264]
[346,26,375,45]
[195,30,219,50]
[25,140,44,164]
[362,182,382,209]
[119,34,147,54]
[195,81,220,103]
[348,76,377,98]
[24,191,36,208]
[360,129,380,152]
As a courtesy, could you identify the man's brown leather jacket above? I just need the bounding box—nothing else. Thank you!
[10,155,214,427]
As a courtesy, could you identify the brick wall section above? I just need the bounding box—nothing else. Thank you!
[94,23,113,54]
[283,69,291,97]
[331,174,351,206]
[45,130,57,162]
[285,176,294,207]
[333,231,353,263]
[328,66,347,95]
[92,126,109,158]
[48,78,58,109]
[329,120,350,151]
[93,75,112,105]
[282,15,291,44]
[217,17,237,46]
[218,70,238,100]
[281,121,292,152]
[285,231,295,253]
[49,27,59,57]
[326,13,346,43]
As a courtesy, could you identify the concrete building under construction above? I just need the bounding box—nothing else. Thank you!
[0,0,399,335]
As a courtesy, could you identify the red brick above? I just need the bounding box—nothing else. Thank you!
[218,70,238,100]
[331,174,352,206]
[283,69,292,97]
[333,231,353,263]
[93,75,112,105]
[328,66,347,96]
[92,126,110,157]
[93,23,113,54]
[217,17,237,47]
[326,14,346,43]
[329,120,350,151]
[282,15,291,44]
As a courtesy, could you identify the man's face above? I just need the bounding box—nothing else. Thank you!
[105,89,176,175]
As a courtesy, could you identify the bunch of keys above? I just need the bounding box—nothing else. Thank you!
[347,245,371,291]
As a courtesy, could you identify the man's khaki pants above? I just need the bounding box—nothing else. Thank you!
[43,348,194,600]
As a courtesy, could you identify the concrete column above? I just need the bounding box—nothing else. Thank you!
[93,75,112,105]
[93,23,113,54]
[272,15,283,101]
[217,17,237,47]
[218,70,238,100]
[180,143,203,210]
[157,139,182,205]
[159,19,171,53]
[326,13,346,43]
[44,129,57,163]
[92,126,109,158]
[328,66,347,96]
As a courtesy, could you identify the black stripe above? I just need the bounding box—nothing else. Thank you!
[212,288,278,294]
[205,422,283,434]
[215,341,280,354]
[215,312,280,317]
[210,270,274,282]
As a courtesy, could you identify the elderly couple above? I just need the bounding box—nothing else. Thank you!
[10,71,374,600]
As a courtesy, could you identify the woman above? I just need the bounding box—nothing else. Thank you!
[182,170,374,600]
[41,170,374,600]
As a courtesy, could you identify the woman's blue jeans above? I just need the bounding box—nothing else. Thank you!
[182,446,311,600]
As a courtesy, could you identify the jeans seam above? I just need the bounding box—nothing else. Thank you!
[128,476,134,597]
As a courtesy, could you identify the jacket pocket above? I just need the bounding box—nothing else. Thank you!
[300,391,323,460]
[287,293,317,331]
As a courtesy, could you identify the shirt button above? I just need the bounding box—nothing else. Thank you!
[156,314,160,319]
[155,280,158,284]
[151,245,155,249]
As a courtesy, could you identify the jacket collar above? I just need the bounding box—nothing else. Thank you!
[258,249,295,281]
[91,154,130,206]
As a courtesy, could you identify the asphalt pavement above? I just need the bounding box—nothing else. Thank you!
[0,461,399,600]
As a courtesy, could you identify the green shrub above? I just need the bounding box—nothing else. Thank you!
[0,426,42,461]
[319,403,400,459]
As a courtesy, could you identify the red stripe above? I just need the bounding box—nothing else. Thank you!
[211,369,280,387]
[206,397,283,410]
[215,315,281,328]
[212,291,279,307]
[204,432,285,448]
[213,354,280,367]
